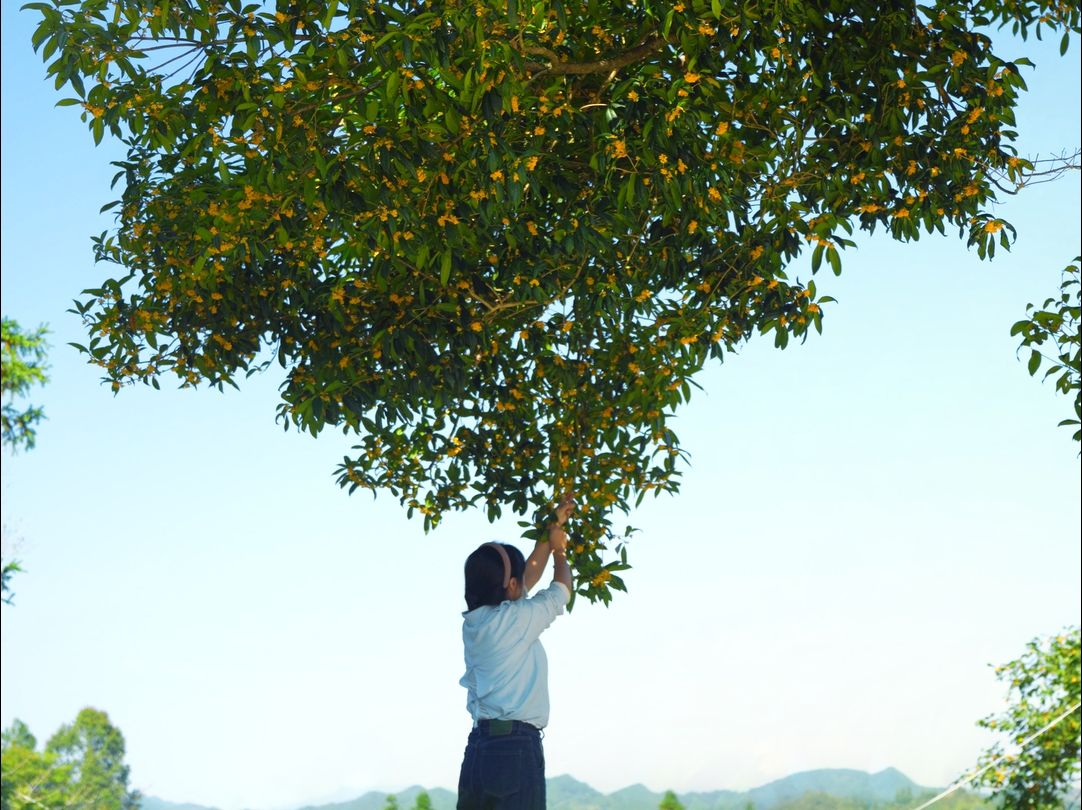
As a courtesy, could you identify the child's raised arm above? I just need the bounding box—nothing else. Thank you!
[548,523,573,594]
[523,494,575,593]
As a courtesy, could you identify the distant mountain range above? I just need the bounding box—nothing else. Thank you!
[139,767,948,810]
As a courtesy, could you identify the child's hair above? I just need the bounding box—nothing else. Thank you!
[464,543,526,611]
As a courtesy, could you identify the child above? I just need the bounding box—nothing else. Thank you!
[456,496,575,810]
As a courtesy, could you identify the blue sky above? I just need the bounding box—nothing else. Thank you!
[2,7,1080,810]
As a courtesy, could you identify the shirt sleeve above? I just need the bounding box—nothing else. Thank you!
[515,581,570,644]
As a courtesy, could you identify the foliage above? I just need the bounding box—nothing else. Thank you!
[0,722,37,753]
[0,743,64,810]
[1011,257,1081,443]
[26,0,1081,600]
[0,560,22,607]
[413,791,434,810]
[971,627,1081,809]
[0,318,48,453]
[1,317,49,606]
[0,709,141,810]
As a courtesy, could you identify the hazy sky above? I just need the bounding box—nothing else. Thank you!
[2,7,1080,810]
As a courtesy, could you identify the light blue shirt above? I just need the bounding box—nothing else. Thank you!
[460,580,570,729]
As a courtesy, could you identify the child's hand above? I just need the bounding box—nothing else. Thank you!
[553,493,576,526]
[548,524,569,554]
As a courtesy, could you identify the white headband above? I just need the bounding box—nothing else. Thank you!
[485,543,511,589]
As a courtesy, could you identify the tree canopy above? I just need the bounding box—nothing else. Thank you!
[27,0,1080,600]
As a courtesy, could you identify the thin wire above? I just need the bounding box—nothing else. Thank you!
[909,700,1082,810]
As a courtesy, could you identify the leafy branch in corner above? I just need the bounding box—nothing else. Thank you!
[1011,258,1081,443]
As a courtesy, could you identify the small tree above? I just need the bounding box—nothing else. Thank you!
[44,708,141,810]
[971,628,1081,808]
[659,789,685,810]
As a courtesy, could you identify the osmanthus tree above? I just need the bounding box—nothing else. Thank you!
[26,0,1080,601]
[972,628,1081,808]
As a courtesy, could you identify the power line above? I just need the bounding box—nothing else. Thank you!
[910,700,1082,810]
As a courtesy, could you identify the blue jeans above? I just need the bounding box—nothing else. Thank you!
[457,721,545,810]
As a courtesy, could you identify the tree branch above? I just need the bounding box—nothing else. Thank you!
[521,36,667,76]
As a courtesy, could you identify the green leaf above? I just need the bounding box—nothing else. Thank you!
[445,107,460,135]
[440,250,452,286]
[826,245,842,275]
[1028,349,1041,376]
[322,0,338,30]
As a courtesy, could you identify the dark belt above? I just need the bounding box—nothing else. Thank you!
[475,719,540,736]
